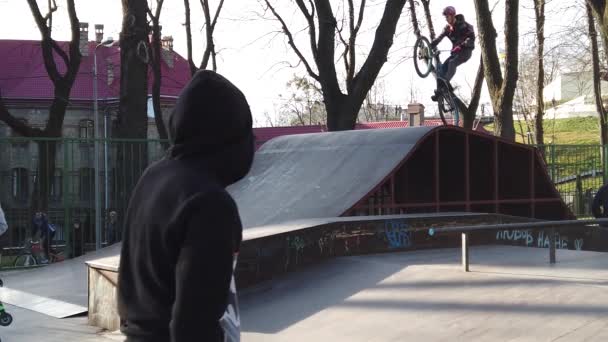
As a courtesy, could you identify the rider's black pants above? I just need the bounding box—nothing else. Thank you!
[439,48,473,82]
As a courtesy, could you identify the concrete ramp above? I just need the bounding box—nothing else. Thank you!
[0,244,121,318]
[229,126,434,228]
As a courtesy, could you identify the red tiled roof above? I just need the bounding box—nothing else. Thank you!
[0,39,190,103]
[253,120,490,150]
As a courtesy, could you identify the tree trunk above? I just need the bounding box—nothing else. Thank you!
[455,57,485,130]
[150,21,170,149]
[588,2,608,145]
[534,0,545,146]
[473,0,518,141]
[587,0,608,58]
[117,0,150,210]
[118,0,149,140]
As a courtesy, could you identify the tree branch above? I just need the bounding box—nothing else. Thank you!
[183,0,197,75]
[27,0,63,84]
[295,0,319,64]
[0,93,44,138]
[64,0,81,84]
[264,0,320,81]
[501,0,519,102]
[200,0,213,69]
[314,0,341,95]
[407,0,421,38]
[346,0,356,90]
[50,39,70,69]
[469,57,485,114]
[351,0,406,101]
[337,23,350,74]
[155,0,164,20]
[210,0,224,30]
[355,0,365,33]
[44,0,57,26]
[420,0,435,40]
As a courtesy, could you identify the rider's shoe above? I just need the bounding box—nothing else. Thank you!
[431,89,439,102]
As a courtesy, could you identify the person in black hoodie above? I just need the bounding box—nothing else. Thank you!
[117,70,254,342]
[430,6,475,101]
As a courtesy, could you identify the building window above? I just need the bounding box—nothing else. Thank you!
[50,168,63,201]
[11,168,29,202]
[79,168,94,202]
[11,118,30,156]
[79,120,94,139]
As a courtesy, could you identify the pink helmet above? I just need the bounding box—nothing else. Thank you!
[442,6,456,16]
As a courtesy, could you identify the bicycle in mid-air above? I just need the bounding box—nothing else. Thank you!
[413,35,460,126]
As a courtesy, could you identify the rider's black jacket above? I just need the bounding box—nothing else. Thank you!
[432,14,475,50]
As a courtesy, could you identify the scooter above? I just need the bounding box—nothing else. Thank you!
[0,279,13,327]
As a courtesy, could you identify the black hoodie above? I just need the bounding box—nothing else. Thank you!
[117,70,254,342]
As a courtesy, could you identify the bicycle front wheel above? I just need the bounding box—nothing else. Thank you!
[413,36,433,78]
[13,253,37,267]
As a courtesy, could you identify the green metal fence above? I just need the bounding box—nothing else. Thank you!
[537,144,605,218]
[0,138,606,259]
[0,137,167,259]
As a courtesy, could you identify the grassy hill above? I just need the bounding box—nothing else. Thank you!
[484,116,602,145]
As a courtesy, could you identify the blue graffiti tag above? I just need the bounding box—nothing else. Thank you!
[384,220,412,249]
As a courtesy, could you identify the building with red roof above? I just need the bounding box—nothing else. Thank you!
[0,23,190,140]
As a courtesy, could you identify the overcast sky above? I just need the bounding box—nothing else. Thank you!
[0,0,582,126]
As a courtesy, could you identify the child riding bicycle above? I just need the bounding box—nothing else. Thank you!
[31,211,56,264]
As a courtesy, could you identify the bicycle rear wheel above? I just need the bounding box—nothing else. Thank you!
[414,36,433,78]
[437,86,460,126]
[13,253,37,267]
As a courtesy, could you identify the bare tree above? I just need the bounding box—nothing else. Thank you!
[358,80,400,122]
[184,0,225,75]
[0,0,81,211]
[147,0,169,147]
[534,0,546,145]
[279,75,327,126]
[473,0,519,141]
[262,0,407,131]
[587,2,608,145]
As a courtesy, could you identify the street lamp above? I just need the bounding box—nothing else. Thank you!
[93,36,115,250]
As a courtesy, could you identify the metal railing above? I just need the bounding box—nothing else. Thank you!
[420,218,608,271]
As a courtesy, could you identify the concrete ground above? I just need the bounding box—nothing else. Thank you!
[240,246,608,341]
[2,245,608,341]
[0,304,121,342]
